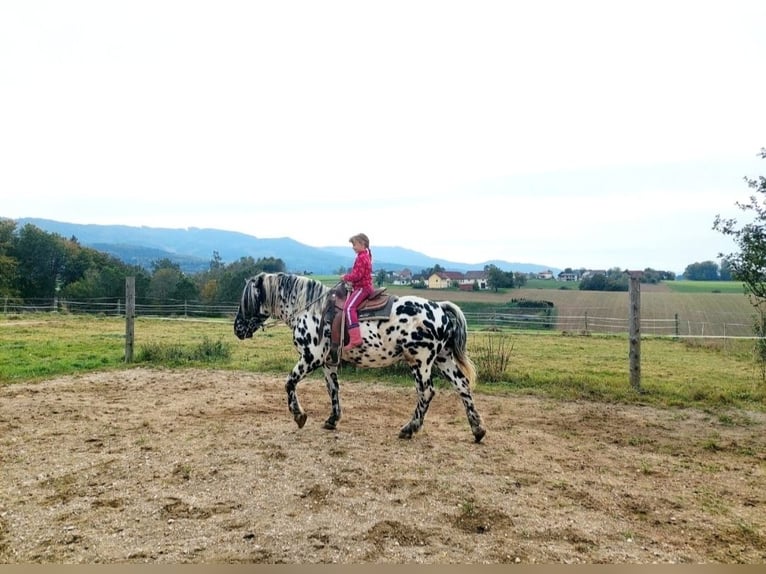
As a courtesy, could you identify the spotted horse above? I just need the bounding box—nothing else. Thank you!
[234,272,486,442]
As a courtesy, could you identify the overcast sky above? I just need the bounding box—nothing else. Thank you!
[2,0,765,273]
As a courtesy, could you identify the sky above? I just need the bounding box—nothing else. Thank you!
[2,1,765,273]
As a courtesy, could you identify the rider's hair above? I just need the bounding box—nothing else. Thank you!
[349,233,369,248]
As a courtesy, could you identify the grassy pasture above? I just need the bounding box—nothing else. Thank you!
[1,311,763,412]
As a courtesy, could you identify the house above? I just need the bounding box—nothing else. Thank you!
[391,268,413,285]
[557,272,578,281]
[427,270,488,290]
[427,271,464,289]
[464,270,488,290]
[537,269,554,280]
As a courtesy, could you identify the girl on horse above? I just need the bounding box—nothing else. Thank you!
[342,233,373,351]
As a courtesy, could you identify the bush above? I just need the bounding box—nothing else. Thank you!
[138,336,231,364]
[474,332,514,383]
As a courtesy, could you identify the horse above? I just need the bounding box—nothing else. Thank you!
[233,272,486,443]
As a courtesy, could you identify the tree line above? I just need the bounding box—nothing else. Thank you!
[0,213,747,307]
[0,219,285,306]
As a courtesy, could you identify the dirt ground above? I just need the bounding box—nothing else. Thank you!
[0,368,764,564]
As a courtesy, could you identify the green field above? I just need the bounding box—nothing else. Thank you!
[1,309,764,412]
[2,279,762,411]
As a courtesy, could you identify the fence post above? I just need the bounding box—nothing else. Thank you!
[627,270,643,392]
[125,277,135,363]
[674,313,679,338]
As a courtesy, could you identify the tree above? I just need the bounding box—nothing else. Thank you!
[683,260,720,281]
[579,273,607,291]
[173,275,199,301]
[713,148,766,380]
[148,267,182,303]
[151,258,181,274]
[713,148,766,298]
[375,269,388,286]
[579,268,628,291]
[215,256,264,303]
[719,259,732,281]
[484,264,514,292]
[12,224,67,299]
[0,219,18,297]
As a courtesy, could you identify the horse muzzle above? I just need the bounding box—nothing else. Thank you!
[234,312,264,340]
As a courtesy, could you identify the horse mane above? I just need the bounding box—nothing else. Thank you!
[260,272,329,319]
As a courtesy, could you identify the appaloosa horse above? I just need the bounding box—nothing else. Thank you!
[234,272,486,442]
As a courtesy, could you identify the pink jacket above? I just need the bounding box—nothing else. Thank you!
[343,248,373,291]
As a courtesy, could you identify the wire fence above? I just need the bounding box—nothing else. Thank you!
[1,297,759,339]
[464,311,757,338]
[1,297,236,318]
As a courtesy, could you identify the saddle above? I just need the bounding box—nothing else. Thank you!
[322,284,396,363]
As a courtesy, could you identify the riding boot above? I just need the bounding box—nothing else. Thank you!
[343,325,363,352]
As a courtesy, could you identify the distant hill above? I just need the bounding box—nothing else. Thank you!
[319,245,555,275]
[13,218,560,276]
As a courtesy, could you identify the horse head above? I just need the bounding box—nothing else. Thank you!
[234,274,270,339]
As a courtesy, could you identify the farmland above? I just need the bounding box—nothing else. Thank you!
[382,281,756,337]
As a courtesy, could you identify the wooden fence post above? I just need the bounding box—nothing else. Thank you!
[627,270,643,392]
[125,276,135,363]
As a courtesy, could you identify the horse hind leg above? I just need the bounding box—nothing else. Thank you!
[399,362,436,440]
[437,356,486,443]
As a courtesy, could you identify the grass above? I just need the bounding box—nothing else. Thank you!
[1,313,764,412]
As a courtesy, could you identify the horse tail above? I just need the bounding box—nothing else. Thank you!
[439,301,477,388]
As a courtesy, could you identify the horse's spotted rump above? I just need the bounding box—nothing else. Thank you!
[234,272,486,443]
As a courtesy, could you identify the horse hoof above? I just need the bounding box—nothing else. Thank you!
[398,428,413,440]
[474,427,486,443]
[295,412,308,428]
[322,420,337,430]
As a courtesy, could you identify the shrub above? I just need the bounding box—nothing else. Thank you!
[474,332,514,383]
[138,336,231,364]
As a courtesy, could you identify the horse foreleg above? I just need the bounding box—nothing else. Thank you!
[285,367,308,428]
[321,365,341,430]
[399,364,435,439]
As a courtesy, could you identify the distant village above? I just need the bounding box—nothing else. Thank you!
[382,268,601,290]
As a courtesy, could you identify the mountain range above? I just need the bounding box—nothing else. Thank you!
[13,218,560,276]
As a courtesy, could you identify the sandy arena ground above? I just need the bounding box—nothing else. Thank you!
[1,368,764,563]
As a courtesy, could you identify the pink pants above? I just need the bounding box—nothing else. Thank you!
[344,286,374,326]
